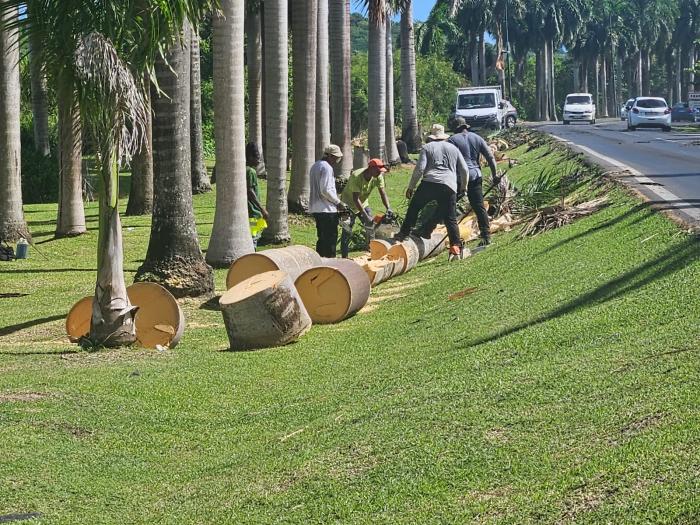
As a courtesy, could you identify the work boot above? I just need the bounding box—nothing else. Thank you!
[448,244,464,262]
[477,237,491,248]
[393,232,407,242]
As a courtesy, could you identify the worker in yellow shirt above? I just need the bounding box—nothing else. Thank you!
[339,158,392,258]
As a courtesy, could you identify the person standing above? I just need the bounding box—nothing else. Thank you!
[309,145,347,257]
[339,158,393,258]
[396,124,469,261]
[246,143,269,249]
[448,117,499,246]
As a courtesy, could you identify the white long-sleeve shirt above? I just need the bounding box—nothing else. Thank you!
[408,140,469,194]
[309,160,341,213]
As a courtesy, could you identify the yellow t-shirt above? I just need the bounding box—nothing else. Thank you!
[340,169,386,209]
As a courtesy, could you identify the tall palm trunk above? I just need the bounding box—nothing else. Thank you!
[675,47,682,103]
[191,25,211,194]
[206,0,253,267]
[400,2,420,153]
[329,0,353,178]
[469,33,480,85]
[479,33,486,86]
[0,6,29,242]
[548,38,557,121]
[642,50,650,96]
[55,74,87,237]
[688,46,696,95]
[136,25,214,297]
[315,0,331,159]
[288,0,318,213]
[635,50,643,96]
[594,56,600,111]
[601,55,608,117]
[28,30,50,156]
[385,17,400,165]
[246,10,264,159]
[126,76,154,216]
[368,6,386,161]
[261,0,291,242]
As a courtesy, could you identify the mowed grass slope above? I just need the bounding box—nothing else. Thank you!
[1,142,699,524]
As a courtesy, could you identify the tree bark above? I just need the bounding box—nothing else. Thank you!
[226,244,323,289]
[288,0,318,213]
[479,34,486,87]
[385,18,400,165]
[190,25,212,195]
[329,0,353,179]
[261,0,291,243]
[206,0,255,267]
[315,0,331,159]
[600,55,608,117]
[55,74,86,237]
[469,32,480,85]
[126,77,154,216]
[246,9,265,166]
[548,38,557,121]
[136,24,214,298]
[573,60,580,92]
[674,47,682,104]
[642,49,650,97]
[400,2,421,153]
[368,8,386,160]
[594,56,600,112]
[635,50,643,97]
[28,28,50,157]
[0,6,29,242]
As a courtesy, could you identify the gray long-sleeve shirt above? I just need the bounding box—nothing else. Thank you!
[448,131,497,181]
[408,140,469,193]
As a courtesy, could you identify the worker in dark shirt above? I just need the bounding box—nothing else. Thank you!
[246,143,269,248]
[447,117,500,246]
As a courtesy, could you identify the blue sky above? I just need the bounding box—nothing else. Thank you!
[351,0,436,22]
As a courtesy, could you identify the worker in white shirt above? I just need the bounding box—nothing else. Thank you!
[309,145,348,257]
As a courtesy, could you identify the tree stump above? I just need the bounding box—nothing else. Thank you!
[295,259,371,324]
[219,270,311,350]
[226,245,323,289]
[387,237,420,274]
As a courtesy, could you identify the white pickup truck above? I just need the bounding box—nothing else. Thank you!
[450,86,515,132]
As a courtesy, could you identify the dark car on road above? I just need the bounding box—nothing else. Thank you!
[671,102,700,123]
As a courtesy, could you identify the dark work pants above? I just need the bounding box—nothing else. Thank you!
[340,206,373,258]
[468,177,490,240]
[313,212,339,257]
[399,181,461,247]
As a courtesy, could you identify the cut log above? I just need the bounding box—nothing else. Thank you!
[410,233,447,261]
[369,238,397,260]
[362,257,401,286]
[295,259,371,323]
[127,282,185,349]
[219,270,311,350]
[226,245,323,289]
[387,238,420,274]
[65,283,185,349]
[66,296,93,342]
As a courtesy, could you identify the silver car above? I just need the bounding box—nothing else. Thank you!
[620,98,635,120]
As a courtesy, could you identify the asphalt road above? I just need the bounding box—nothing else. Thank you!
[531,119,700,227]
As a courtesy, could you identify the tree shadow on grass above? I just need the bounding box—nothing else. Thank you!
[458,237,699,350]
[0,314,66,337]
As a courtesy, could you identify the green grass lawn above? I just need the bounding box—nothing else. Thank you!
[1,140,699,524]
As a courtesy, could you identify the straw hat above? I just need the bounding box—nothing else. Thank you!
[428,124,450,141]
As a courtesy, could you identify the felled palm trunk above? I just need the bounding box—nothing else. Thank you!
[90,144,137,347]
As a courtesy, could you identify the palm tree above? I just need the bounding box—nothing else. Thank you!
[245,6,264,165]
[28,19,50,157]
[316,0,331,159]
[261,0,291,242]
[367,0,387,160]
[385,17,400,165]
[400,0,421,152]
[190,24,212,194]
[329,0,353,178]
[137,23,214,295]
[0,5,29,243]
[206,0,253,267]
[288,0,318,213]
[125,75,154,216]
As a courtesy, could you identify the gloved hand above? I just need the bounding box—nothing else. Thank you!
[337,202,350,213]
[360,212,374,227]
[491,173,503,186]
[385,209,395,221]
[456,190,465,201]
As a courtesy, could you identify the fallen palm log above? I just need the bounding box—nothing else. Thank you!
[362,257,402,286]
[127,282,185,349]
[226,245,323,289]
[369,238,397,260]
[219,270,311,350]
[65,282,184,348]
[387,237,420,274]
[295,259,371,324]
[410,232,448,260]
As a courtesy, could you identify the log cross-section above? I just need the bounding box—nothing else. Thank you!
[226,245,323,289]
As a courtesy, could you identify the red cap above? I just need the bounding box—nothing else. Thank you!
[368,158,388,173]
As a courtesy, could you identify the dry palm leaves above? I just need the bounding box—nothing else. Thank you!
[517,197,609,237]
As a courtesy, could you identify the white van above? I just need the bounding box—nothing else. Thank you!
[562,93,596,125]
[452,86,506,131]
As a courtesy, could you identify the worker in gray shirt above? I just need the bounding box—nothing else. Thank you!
[448,117,500,246]
[396,124,469,261]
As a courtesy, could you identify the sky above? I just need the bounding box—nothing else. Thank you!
[351,0,437,23]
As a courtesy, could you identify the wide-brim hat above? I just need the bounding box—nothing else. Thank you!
[323,144,343,158]
[452,117,470,132]
[428,123,450,141]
